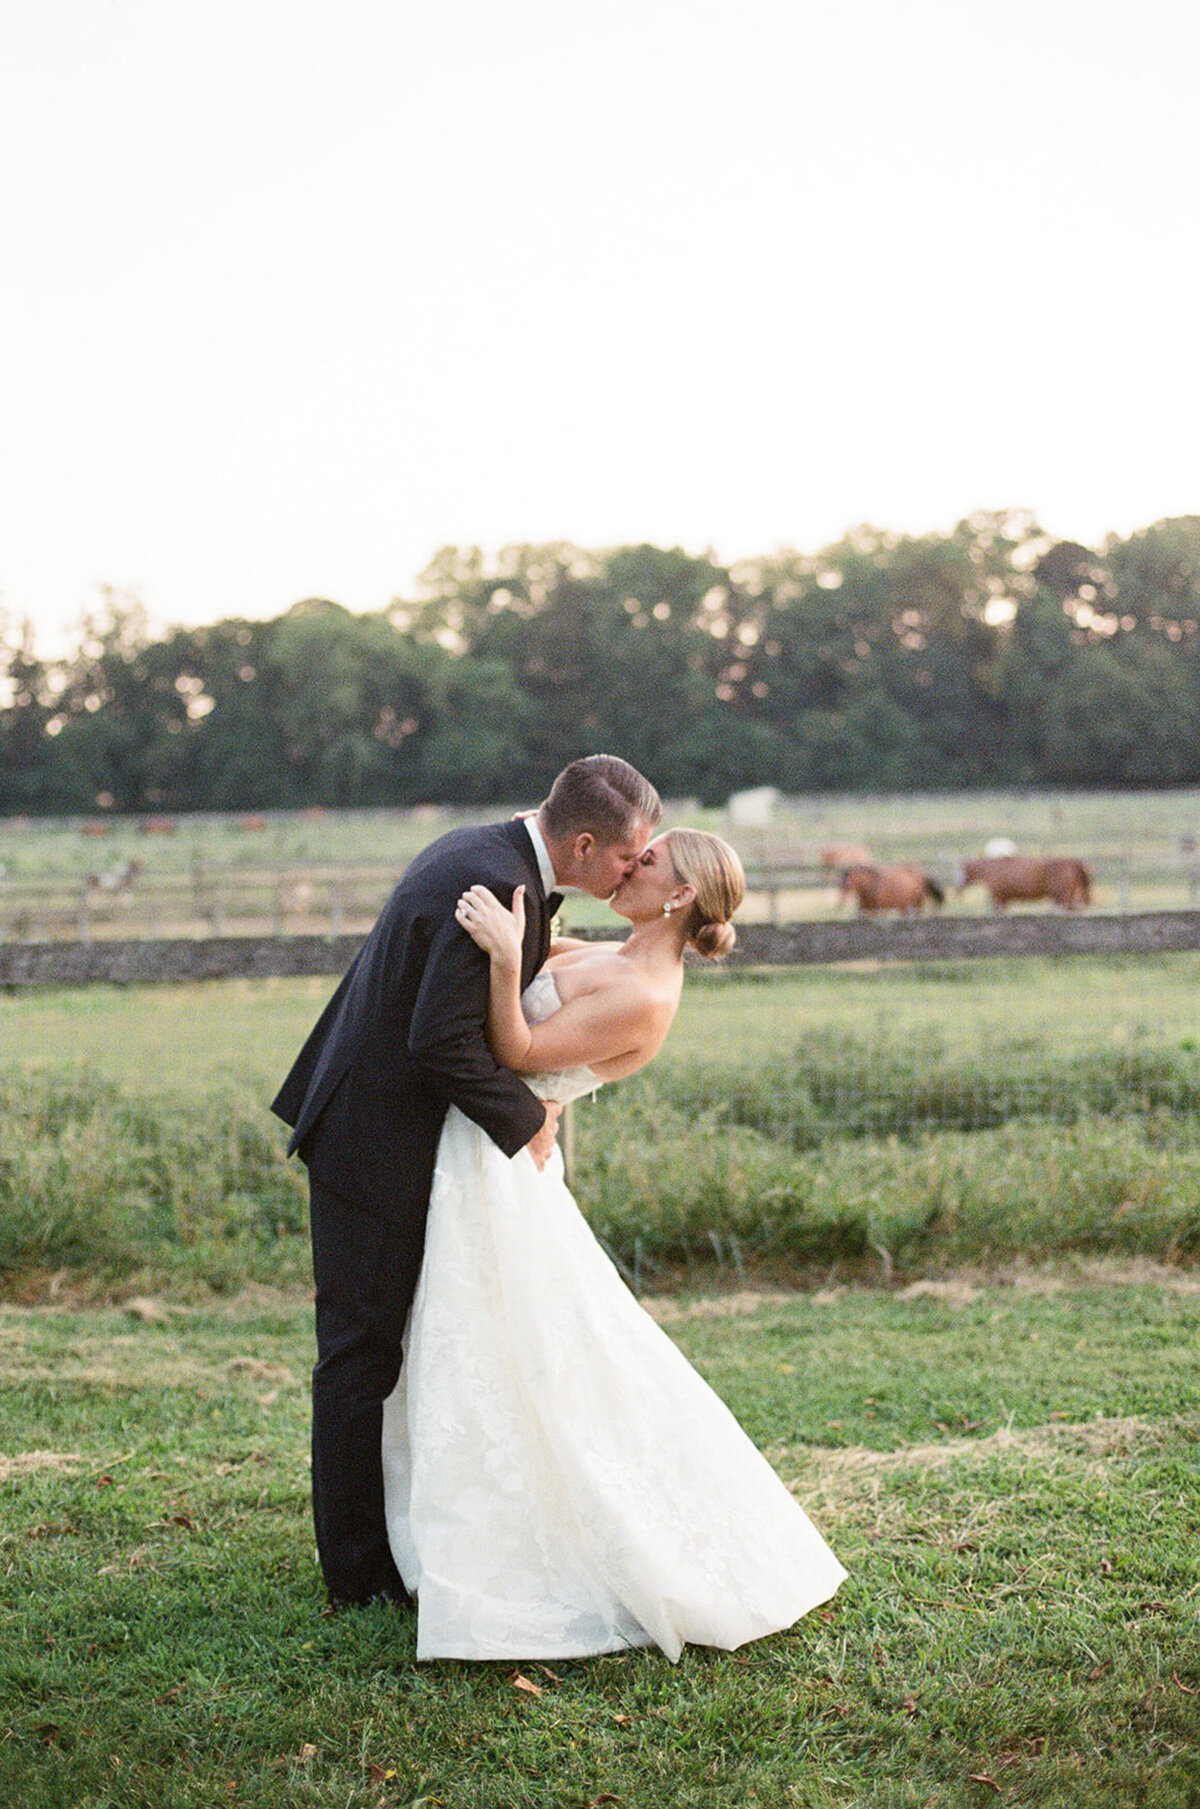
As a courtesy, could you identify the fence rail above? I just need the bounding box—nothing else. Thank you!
[4,855,1200,945]
[4,910,1200,988]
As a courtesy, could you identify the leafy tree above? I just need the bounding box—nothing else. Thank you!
[1105,516,1200,642]
[0,616,58,811]
[260,601,437,807]
[417,657,540,804]
[37,593,201,811]
[6,519,1200,811]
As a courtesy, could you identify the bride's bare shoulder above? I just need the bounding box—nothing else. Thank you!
[546,945,647,1006]
[546,942,625,975]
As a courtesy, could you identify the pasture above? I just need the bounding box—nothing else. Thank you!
[3,787,1200,940]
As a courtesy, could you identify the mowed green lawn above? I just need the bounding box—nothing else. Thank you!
[1,1280,1197,1808]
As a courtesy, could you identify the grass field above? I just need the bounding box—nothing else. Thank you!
[3,956,1200,1803]
[2,1277,1197,1808]
[5,789,1200,877]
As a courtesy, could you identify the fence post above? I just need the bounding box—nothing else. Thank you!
[192,856,205,932]
[562,1101,575,1187]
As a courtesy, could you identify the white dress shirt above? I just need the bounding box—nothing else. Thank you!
[521,816,559,900]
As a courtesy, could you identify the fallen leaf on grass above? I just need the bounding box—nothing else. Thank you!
[535,1664,563,1682]
[1173,1672,1198,1695]
[967,1774,1001,1793]
[1086,1662,1112,1682]
[509,1672,542,1697]
[295,1743,317,1765]
[366,1763,398,1784]
[155,1687,183,1705]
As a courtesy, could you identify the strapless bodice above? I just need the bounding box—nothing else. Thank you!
[519,971,604,1105]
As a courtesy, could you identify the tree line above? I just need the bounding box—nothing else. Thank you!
[3,511,1199,814]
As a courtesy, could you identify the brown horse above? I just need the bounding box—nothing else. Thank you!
[840,863,945,914]
[958,855,1092,911]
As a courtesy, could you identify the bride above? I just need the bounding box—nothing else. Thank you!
[381,828,846,1662]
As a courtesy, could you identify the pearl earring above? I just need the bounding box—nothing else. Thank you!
[663,901,674,916]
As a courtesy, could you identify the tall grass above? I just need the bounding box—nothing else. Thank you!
[3,954,1200,1294]
[0,1070,310,1293]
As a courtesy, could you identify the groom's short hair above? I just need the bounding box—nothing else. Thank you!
[542,755,661,844]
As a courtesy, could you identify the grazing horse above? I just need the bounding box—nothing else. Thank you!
[840,863,945,915]
[957,855,1092,911]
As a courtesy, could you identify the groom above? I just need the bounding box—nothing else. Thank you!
[272,754,661,1607]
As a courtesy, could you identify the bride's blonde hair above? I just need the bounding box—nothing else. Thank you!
[665,829,745,960]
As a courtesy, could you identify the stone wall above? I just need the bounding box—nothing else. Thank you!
[3,910,1200,989]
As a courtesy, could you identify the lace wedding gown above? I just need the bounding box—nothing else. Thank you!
[381,971,846,1662]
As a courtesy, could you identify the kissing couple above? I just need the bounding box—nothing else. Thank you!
[273,754,845,1661]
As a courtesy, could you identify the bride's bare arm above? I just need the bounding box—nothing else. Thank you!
[454,884,533,1069]
[456,885,670,1076]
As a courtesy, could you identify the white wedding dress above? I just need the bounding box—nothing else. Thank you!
[381,971,846,1663]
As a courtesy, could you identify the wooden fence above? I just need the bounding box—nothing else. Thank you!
[4,856,1200,946]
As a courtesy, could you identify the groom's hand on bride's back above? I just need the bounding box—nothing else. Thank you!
[526,1101,562,1171]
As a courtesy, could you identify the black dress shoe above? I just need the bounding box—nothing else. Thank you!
[325,1582,413,1613]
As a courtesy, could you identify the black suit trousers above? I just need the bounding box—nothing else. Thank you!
[308,1179,426,1603]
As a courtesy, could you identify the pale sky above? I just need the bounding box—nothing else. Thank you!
[3,0,1198,655]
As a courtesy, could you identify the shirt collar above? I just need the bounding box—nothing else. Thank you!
[522,815,559,899]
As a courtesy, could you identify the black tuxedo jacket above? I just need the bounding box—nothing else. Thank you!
[271,818,555,1226]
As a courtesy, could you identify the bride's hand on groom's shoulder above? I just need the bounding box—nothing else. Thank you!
[456,883,524,965]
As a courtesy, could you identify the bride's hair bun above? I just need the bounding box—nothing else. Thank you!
[692,918,737,961]
[663,828,745,964]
